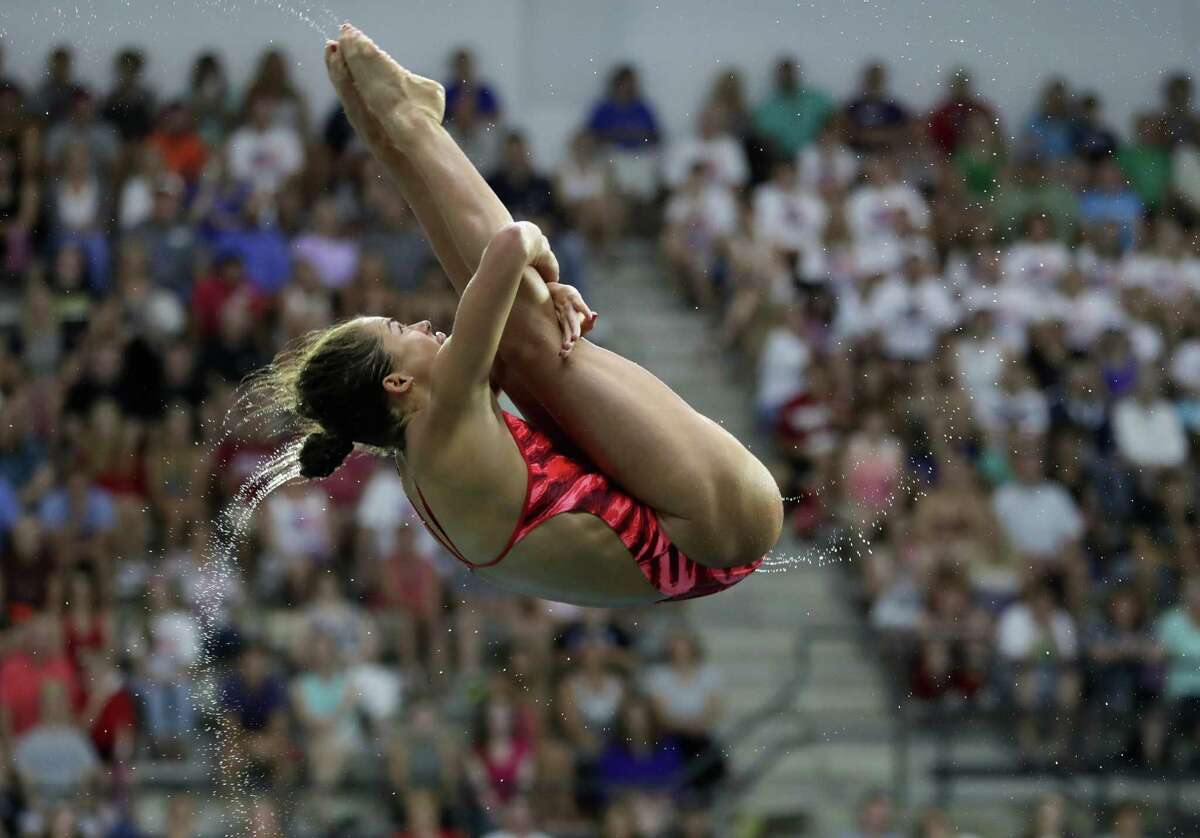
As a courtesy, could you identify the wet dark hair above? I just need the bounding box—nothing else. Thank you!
[246,319,398,479]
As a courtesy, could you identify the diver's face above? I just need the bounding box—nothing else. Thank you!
[366,316,446,392]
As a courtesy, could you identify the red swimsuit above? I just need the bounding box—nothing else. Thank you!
[411,412,762,603]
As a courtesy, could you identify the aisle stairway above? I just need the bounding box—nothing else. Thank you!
[588,246,897,833]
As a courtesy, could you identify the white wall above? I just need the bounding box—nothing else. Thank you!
[1,0,1197,164]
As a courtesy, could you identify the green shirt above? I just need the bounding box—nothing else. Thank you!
[1157,607,1200,699]
[954,149,1004,196]
[987,183,1079,243]
[1118,145,1172,209]
[752,89,834,155]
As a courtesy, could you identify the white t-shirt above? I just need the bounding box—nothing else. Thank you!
[227,124,304,194]
[664,185,739,253]
[664,134,748,189]
[356,467,435,559]
[1113,398,1188,468]
[265,486,333,560]
[798,142,859,191]
[1171,339,1200,391]
[867,275,960,360]
[1002,241,1071,289]
[996,603,1078,661]
[752,183,829,277]
[846,182,930,243]
[992,481,1083,560]
[643,664,721,727]
[756,327,811,412]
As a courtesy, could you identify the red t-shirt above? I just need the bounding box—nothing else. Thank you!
[149,131,210,183]
[0,652,82,735]
[90,688,136,759]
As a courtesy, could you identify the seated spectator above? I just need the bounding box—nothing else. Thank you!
[913,461,1009,596]
[585,65,661,201]
[389,697,460,828]
[1071,93,1118,162]
[33,45,77,125]
[990,158,1079,243]
[1118,115,1172,212]
[837,788,900,838]
[643,630,724,794]
[0,617,80,739]
[61,570,110,672]
[1002,213,1071,289]
[664,103,748,190]
[292,196,359,289]
[1080,158,1144,252]
[303,573,369,663]
[753,58,833,158]
[241,47,309,134]
[261,477,335,598]
[227,95,304,196]
[37,472,117,570]
[219,642,292,787]
[927,67,997,156]
[846,156,931,247]
[486,132,556,222]
[660,163,738,307]
[187,52,232,148]
[101,48,155,142]
[1086,587,1160,762]
[78,650,135,766]
[445,47,501,124]
[993,448,1084,582]
[798,118,859,193]
[147,102,209,184]
[755,306,813,428]
[555,130,624,252]
[1021,78,1076,161]
[996,583,1081,764]
[752,158,829,281]
[12,683,99,812]
[1112,368,1187,470]
[866,253,959,362]
[48,141,111,289]
[465,689,536,827]
[45,89,120,175]
[841,411,904,529]
[978,363,1050,438]
[445,81,503,175]
[131,577,198,759]
[291,630,361,793]
[953,111,1006,196]
[844,62,911,153]
[1100,801,1145,838]
[595,694,683,820]
[558,635,626,758]
[1155,575,1200,764]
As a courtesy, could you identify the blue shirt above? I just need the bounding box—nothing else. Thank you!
[37,486,116,534]
[445,81,500,121]
[587,99,660,150]
[1024,114,1075,160]
[1079,189,1144,251]
[210,227,291,295]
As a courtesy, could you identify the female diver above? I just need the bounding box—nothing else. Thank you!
[255,26,782,607]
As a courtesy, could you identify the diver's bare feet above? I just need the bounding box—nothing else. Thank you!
[337,24,445,140]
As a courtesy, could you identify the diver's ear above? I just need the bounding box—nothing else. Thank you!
[382,372,412,396]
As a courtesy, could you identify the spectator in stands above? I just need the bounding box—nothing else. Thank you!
[292,630,361,794]
[1155,575,1200,763]
[293,196,359,290]
[487,131,556,222]
[445,47,501,124]
[49,141,111,289]
[1022,78,1076,161]
[220,642,292,787]
[953,111,1006,197]
[558,634,627,760]
[227,95,304,196]
[0,617,79,739]
[846,156,931,249]
[102,48,155,142]
[997,582,1081,764]
[1070,92,1118,162]
[1119,115,1172,212]
[1154,72,1198,147]
[132,577,198,759]
[910,568,989,702]
[1080,158,1144,251]
[1112,368,1187,471]
[241,48,309,134]
[993,448,1084,586]
[389,696,460,828]
[46,89,120,176]
[753,58,833,158]
[147,102,209,184]
[643,630,724,794]
[585,65,661,202]
[187,52,232,148]
[799,117,859,193]
[556,130,624,252]
[12,683,99,815]
[0,143,38,275]
[1086,587,1161,763]
[595,693,683,822]
[445,79,503,175]
[33,45,77,125]
[665,103,748,190]
[465,689,536,826]
[1100,801,1145,838]
[753,157,829,281]
[844,62,910,153]
[660,161,738,307]
[838,788,900,838]
[927,67,997,156]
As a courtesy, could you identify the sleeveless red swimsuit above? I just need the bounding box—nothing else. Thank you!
[410,412,762,603]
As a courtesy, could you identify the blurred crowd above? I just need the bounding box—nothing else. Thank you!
[0,26,1198,838]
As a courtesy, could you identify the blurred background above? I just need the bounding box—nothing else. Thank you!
[0,0,1197,835]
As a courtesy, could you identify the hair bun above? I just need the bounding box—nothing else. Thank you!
[298,430,354,479]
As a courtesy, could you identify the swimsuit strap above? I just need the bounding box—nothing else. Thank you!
[407,412,534,570]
